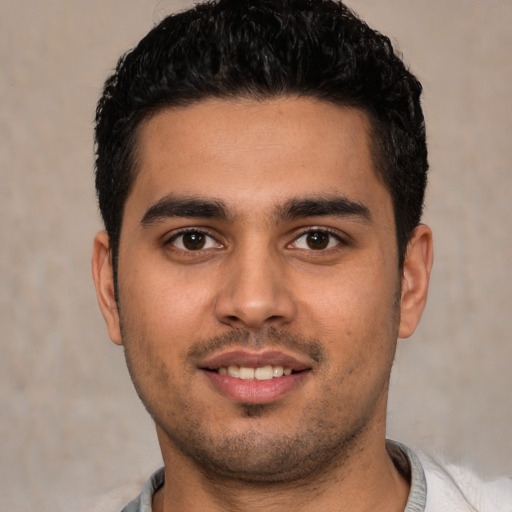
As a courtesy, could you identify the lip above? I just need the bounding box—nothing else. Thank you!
[198,349,313,404]
[200,349,311,372]
[202,369,310,404]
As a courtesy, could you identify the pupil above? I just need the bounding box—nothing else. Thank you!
[307,231,329,250]
[183,232,205,250]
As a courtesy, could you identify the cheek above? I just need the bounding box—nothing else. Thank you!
[120,258,216,336]
[296,262,400,367]
[299,265,398,329]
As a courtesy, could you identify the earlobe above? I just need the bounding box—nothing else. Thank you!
[91,231,123,345]
[398,224,434,339]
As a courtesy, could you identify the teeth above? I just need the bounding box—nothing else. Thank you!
[239,367,255,380]
[219,365,294,381]
[254,365,273,380]
[273,366,284,378]
[227,365,240,378]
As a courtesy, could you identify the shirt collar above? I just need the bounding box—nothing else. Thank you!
[122,440,427,512]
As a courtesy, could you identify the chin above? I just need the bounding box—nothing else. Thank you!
[159,413,370,484]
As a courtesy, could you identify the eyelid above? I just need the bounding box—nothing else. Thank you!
[287,226,347,250]
[162,225,348,252]
[165,227,223,250]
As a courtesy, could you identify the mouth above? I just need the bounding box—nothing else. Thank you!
[207,364,297,380]
[198,350,312,404]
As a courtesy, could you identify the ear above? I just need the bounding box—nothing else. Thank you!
[398,224,434,339]
[91,231,123,345]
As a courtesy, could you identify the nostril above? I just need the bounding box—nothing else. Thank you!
[213,282,297,329]
[222,313,287,328]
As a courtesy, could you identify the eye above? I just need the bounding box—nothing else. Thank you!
[291,230,342,251]
[168,230,221,251]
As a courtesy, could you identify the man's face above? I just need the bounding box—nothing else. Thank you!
[94,98,427,482]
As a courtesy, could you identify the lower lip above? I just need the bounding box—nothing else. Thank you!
[202,370,309,404]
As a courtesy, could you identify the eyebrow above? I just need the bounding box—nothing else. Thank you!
[140,194,371,227]
[141,195,229,226]
[276,196,371,222]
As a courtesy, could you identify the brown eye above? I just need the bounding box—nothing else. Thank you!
[291,230,342,251]
[182,232,206,250]
[306,231,330,250]
[169,230,221,251]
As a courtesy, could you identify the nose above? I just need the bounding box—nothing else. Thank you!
[214,245,297,330]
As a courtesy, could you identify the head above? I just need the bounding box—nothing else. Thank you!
[92,0,433,489]
[94,0,428,291]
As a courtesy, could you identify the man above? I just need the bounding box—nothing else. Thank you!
[91,1,512,511]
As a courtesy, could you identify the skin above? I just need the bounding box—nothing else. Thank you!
[93,97,433,512]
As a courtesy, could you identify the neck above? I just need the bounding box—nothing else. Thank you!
[153,427,409,512]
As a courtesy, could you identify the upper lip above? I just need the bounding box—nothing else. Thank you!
[199,349,313,371]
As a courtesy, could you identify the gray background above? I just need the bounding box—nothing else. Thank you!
[1,1,511,510]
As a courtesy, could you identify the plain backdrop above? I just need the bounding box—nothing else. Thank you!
[1,1,511,510]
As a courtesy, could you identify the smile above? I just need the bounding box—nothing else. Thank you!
[198,349,313,403]
[217,365,293,380]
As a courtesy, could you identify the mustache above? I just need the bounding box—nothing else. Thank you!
[187,327,325,365]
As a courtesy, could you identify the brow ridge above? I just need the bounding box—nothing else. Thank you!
[140,194,371,227]
[276,196,371,222]
[141,195,229,226]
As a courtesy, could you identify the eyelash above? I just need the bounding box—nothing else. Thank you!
[165,227,346,254]
[288,227,345,251]
[165,228,221,252]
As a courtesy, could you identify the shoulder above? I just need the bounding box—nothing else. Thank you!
[417,451,512,512]
[76,481,144,512]
[82,467,165,512]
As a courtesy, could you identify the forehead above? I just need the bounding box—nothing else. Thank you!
[127,97,391,221]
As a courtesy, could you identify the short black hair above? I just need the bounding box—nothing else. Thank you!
[95,0,427,279]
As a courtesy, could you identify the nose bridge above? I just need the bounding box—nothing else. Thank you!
[214,236,295,329]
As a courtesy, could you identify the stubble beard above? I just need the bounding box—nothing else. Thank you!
[122,326,392,486]
[159,404,372,485]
